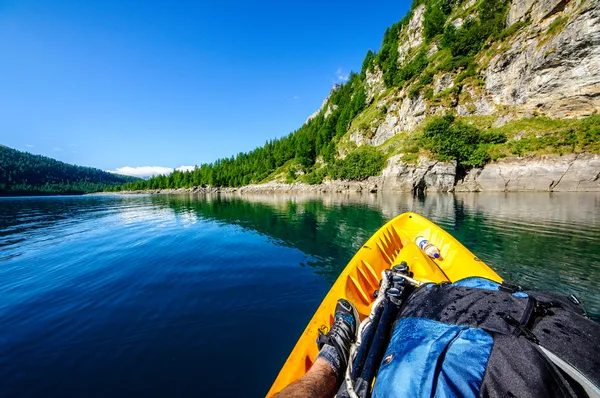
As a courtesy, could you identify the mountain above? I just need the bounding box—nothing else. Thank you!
[114,0,600,193]
[0,145,138,195]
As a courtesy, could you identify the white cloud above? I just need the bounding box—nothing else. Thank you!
[107,165,197,179]
[337,74,349,83]
[107,166,174,178]
[293,96,300,100]
[335,67,349,83]
[25,144,34,148]
[176,165,196,172]
[54,147,61,151]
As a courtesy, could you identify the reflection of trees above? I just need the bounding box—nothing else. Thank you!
[151,194,389,283]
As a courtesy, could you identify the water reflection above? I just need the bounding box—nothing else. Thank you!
[150,192,600,319]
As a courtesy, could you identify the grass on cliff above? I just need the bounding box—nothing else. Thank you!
[487,115,600,157]
[420,114,508,167]
[539,15,568,46]
[379,114,600,169]
[349,102,385,138]
[258,159,298,184]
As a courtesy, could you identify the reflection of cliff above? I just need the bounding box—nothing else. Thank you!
[453,193,600,320]
[455,193,600,227]
[219,192,461,224]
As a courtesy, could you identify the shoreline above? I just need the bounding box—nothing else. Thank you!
[97,180,600,196]
[99,153,600,195]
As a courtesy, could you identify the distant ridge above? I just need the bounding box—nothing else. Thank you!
[0,145,139,196]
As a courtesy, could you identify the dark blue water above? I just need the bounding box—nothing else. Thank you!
[1,193,599,397]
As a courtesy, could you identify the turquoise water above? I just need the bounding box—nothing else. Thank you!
[0,193,599,397]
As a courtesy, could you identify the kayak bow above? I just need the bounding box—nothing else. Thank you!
[267,212,502,396]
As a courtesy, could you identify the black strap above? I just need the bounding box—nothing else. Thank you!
[499,281,522,294]
[503,314,540,344]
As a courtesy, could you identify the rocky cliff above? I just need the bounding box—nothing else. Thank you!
[353,0,599,146]
[487,0,599,118]
[310,0,600,192]
[455,153,600,191]
[378,152,600,192]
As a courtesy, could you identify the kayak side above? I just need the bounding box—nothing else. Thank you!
[266,212,502,397]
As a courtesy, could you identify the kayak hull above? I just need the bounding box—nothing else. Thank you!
[267,212,502,397]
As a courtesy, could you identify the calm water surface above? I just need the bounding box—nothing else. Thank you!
[1,193,599,397]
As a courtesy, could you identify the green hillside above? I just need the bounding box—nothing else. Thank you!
[0,145,138,195]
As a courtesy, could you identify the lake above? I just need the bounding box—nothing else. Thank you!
[1,193,599,397]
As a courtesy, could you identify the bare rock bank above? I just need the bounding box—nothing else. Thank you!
[455,153,600,192]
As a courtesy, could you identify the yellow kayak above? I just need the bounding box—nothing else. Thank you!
[267,212,502,396]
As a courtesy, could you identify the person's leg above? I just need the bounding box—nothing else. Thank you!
[272,357,338,398]
[273,299,359,398]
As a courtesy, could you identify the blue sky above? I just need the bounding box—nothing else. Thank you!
[0,0,410,177]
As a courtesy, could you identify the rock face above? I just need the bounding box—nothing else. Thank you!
[370,112,399,146]
[508,0,571,25]
[398,5,426,64]
[532,0,570,22]
[380,155,456,193]
[305,84,341,124]
[486,0,600,118]
[366,66,386,101]
[434,73,455,94]
[357,0,599,138]
[457,86,496,116]
[369,92,428,146]
[455,154,600,192]
[507,0,536,24]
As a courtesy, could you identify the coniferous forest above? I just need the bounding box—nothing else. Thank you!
[0,145,138,195]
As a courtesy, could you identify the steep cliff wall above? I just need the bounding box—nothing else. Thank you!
[333,0,600,192]
[351,0,599,147]
[487,0,600,118]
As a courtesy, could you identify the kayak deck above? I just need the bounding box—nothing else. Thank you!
[267,212,502,397]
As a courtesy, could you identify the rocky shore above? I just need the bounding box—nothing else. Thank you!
[106,153,600,195]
